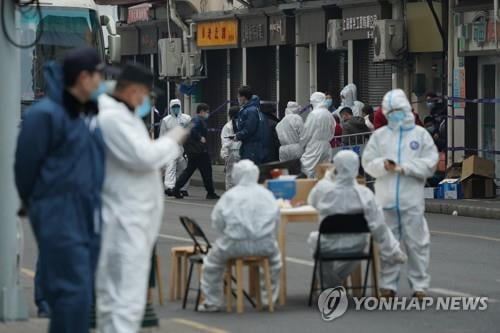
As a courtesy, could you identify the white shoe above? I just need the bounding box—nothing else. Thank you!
[197,303,221,313]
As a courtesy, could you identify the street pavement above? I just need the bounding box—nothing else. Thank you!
[2,186,500,333]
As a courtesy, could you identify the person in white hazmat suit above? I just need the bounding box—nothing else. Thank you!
[300,92,335,178]
[160,99,191,196]
[276,101,304,162]
[199,160,282,312]
[335,83,364,117]
[220,106,241,190]
[307,150,407,287]
[362,89,438,299]
[96,64,188,333]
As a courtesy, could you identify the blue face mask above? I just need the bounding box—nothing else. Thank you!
[90,81,107,102]
[135,96,151,118]
[387,110,406,123]
[171,106,181,116]
[324,99,333,109]
[426,102,435,110]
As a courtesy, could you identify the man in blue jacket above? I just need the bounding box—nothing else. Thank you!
[14,48,106,333]
[234,86,269,164]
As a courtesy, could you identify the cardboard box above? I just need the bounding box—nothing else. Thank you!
[291,179,317,206]
[461,155,495,180]
[315,163,334,180]
[424,187,436,199]
[462,177,496,199]
[437,179,462,200]
[446,162,462,179]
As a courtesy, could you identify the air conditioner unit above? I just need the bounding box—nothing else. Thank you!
[327,19,346,51]
[181,52,206,79]
[158,38,182,78]
[373,20,404,63]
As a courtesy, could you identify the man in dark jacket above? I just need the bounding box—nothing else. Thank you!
[339,107,371,145]
[261,104,280,162]
[234,86,269,164]
[14,48,106,333]
[173,103,219,199]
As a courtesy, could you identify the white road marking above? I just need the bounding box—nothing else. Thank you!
[430,230,500,243]
[429,288,498,303]
[20,268,35,278]
[158,233,314,266]
[171,318,228,333]
[164,199,215,208]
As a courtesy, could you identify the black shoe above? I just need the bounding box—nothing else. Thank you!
[37,309,50,318]
[180,190,189,197]
[165,189,175,197]
[206,193,220,200]
[173,189,184,199]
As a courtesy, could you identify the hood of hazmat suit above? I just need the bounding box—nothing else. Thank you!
[276,102,304,162]
[337,84,364,117]
[307,150,402,262]
[300,92,335,177]
[160,99,191,136]
[210,160,280,240]
[96,93,182,332]
[362,89,439,211]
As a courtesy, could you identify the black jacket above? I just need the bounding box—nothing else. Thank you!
[342,116,370,145]
[184,115,208,154]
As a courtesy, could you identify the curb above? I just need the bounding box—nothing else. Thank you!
[192,174,500,220]
[425,200,500,220]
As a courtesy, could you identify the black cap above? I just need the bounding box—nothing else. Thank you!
[63,48,105,87]
[117,63,155,91]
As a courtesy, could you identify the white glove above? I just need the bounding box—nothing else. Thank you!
[166,126,189,144]
[390,247,407,264]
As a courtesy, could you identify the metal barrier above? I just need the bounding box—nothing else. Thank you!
[330,131,374,187]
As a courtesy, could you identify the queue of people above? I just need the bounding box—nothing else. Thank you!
[14,48,441,332]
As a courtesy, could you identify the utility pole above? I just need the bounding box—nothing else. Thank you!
[0,0,28,322]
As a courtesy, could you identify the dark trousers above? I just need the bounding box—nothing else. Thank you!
[31,206,100,333]
[175,152,215,194]
[35,258,50,315]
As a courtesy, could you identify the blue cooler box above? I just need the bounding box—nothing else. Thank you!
[436,179,462,200]
[267,179,297,200]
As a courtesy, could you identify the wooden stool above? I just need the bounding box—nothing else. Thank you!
[169,246,196,301]
[225,256,274,314]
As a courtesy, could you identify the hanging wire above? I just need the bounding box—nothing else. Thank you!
[1,0,44,48]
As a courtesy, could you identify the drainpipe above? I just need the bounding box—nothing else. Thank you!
[447,0,455,163]
[169,0,192,114]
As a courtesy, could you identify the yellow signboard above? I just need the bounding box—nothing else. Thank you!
[197,20,238,48]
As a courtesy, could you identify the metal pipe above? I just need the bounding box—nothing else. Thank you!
[447,0,455,164]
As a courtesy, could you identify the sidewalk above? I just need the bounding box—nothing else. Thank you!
[426,198,500,220]
[192,164,500,220]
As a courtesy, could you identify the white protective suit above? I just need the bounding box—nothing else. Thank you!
[276,101,304,162]
[220,120,241,190]
[201,160,282,308]
[300,92,335,178]
[336,84,365,117]
[159,99,191,190]
[96,94,181,333]
[307,150,404,287]
[362,89,438,293]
